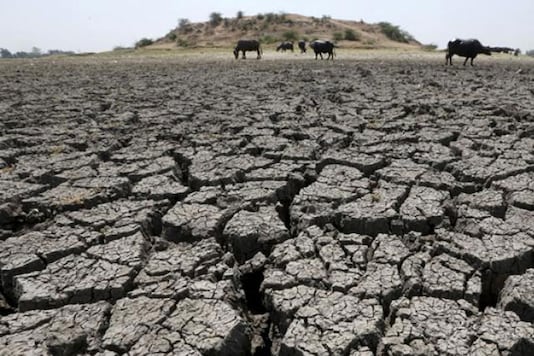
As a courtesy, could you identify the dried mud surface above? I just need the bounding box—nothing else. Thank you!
[1,54,534,355]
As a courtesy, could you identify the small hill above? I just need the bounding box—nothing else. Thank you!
[148,13,422,50]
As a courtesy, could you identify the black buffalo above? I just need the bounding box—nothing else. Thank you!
[446,39,491,66]
[298,40,306,53]
[233,40,262,59]
[309,40,335,60]
[276,42,294,52]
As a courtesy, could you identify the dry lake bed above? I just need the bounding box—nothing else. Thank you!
[1,51,534,355]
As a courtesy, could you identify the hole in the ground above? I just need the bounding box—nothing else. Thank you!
[254,345,272,356]
[240,270,273,356]
[146,209,163,236]
[276,201,291,231]
[172,152,192,187]
[443,201,458,228]
[0,287,17,315]
[275,172,311,236]
[479,270,509,311]
[241,271,266,314]
[252,318,273,356]
[510,338,534,356]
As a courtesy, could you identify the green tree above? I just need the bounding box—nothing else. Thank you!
[378,22,414,43]
[0,48,12,58]
[178,19,191,32]
[135,38,153,48]
[31,47,42,57]
[166,32,177,41]
[209,12,223,26]
[265,12,277,23]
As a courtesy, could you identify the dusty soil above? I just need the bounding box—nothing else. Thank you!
[1,52,534,355]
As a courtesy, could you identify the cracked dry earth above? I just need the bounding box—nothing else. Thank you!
[1,54,534,355]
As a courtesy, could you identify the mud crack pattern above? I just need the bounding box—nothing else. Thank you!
[1,54,534,355]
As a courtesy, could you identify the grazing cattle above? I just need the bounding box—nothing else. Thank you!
[298,40,306,53]
[276,42,294,52]
[446,38,491,66]
[309,40,335,60]
[233,40,262,59]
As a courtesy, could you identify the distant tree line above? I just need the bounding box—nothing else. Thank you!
[0,47,75,58]
[526,49,534,57]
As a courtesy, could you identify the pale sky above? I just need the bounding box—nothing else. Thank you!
[1,0,533,53]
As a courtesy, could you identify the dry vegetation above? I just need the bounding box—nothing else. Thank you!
[148,13,423,51]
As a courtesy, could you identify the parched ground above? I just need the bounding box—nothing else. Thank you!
[1,51,534,355]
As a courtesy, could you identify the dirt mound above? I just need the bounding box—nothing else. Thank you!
[150,13,422,50]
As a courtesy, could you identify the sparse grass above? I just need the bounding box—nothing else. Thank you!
[328,29,362,43]
[282,30,298,41]
[0,165,15,174]
[177,38,189,47]
[333,32,344,42]
[260,35,279,44]
[49,145,65,154]
[422,43,438,51]
[58,190,93,206]
[344,29,360,41]
[371,192,381,202]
